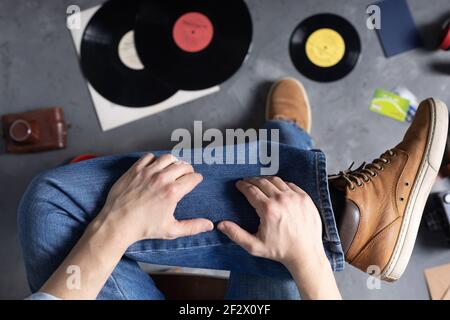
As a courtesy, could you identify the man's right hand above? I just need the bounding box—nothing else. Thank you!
[218,176,341,299]
[218,176,326,268]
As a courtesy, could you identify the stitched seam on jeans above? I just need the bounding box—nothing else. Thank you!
[318,153,342,244]
[110,273,127,300]
[127,242,239,254]
[315,153,336,270]
[315,152,345,270]
[315,153,329,240]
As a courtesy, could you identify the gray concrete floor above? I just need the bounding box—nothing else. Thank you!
[1,0,450,299]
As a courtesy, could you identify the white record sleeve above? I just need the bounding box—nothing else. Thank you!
[67,5,219,131]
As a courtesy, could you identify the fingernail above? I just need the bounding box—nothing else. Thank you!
[203,222,213,232]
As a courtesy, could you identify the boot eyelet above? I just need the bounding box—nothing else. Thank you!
[364,178,370,183]
[400,197,404,201]
[405,182,409,186]
[350,186,356,191]
[386,160,391,164]
[357,182,363,187]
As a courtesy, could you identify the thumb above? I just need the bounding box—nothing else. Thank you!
[218,221,263,257]
[170,218,214,238]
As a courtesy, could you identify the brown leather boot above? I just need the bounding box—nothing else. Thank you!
[266,77,311,133]
[329,98,448,281]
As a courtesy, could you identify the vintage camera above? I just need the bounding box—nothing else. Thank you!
[1,107,69,153]
[424,192,450,244]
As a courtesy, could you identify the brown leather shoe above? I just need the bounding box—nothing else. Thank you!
[266,77,311,133]
[329,98,448,281]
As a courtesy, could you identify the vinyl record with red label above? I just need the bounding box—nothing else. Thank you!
[80,0,177,107]
[289,14,361,82]
[134,0,253,91]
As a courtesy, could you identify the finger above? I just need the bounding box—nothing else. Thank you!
[161,161,194,181]
[169,172,203,201]
[146,154,179,173]
[218,221,264,256]
[287,182,306,195]
[236,180,268,211]
[266,176,290,191]
[132,153,156,172]
[169,218,214,238]
[288,182,307,195]
[244,177,279,197]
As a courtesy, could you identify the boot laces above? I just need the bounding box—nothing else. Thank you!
[328,150,396,190]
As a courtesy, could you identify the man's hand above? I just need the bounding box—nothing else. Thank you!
[98,153,213,245]
[40,153,214,300]
[218,176,325,268]
[218,176,341,299]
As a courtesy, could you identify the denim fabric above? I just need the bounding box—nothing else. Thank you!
[18,120,343,300]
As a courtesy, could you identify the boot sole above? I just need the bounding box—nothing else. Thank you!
[265,77,312,133]
[381,98,448,281]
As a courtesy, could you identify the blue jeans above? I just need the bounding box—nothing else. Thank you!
[18,120,343,300]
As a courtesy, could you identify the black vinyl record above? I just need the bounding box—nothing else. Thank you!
[289,14,361,82]
[80,0,177,107]
[134,0,253,91]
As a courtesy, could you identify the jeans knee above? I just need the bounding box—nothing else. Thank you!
[18,169,60,230]
[17,169,67,291]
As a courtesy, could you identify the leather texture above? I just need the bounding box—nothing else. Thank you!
[266,78,311,133]
[331,99,433,274]
[2,107,68,153]
[338,200,360,255]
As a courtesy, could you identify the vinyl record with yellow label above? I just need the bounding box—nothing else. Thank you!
[289,14,361,82]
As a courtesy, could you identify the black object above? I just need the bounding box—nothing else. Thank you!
[134,0,253,91]
[80,0,177,107]
[289,14,361,82]
[424,192,450,244]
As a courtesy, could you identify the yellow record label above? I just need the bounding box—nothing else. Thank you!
[305,28,346,68]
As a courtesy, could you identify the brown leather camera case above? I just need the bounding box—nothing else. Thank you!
[2,107,68,153]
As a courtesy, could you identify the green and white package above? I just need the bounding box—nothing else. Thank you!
[369,88,410,122]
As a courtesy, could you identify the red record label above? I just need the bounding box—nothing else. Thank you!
[172,12,214,53]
